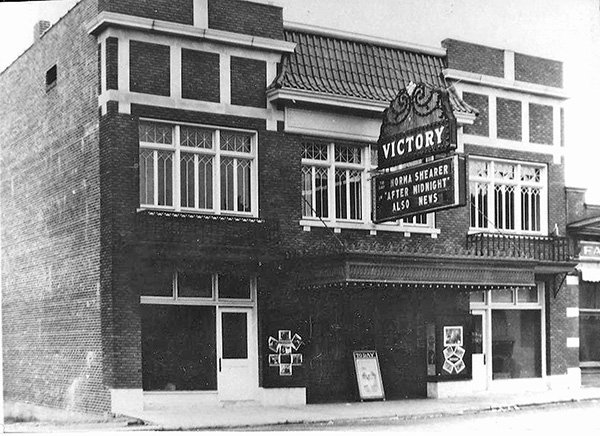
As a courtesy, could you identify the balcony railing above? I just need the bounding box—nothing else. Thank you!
[466,232,572,262]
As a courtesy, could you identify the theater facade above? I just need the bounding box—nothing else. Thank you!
[0,0,580,415]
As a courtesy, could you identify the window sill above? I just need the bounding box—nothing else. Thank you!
[299,219,440,237]
[137,208,262,223]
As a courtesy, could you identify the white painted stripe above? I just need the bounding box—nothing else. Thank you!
[100,40,107,93]
[193,0,208,28]
[98,90,284,120]
[220,54,231,105]
[566,337,580,348]
[118,37,130,92]
[170,45,182,99]
[566,307,579,318]
[504,50,515,82]
[566,275,579,285]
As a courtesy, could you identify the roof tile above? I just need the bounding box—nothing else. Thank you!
[273,30,476,115]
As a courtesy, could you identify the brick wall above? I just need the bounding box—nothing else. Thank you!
[545,278,579,375]
[181,49,220,102]
[105,37,118,90]
[230,56,266,108]
[515,53,563,88]
[0,0,110,414]
[98,0,194,25]
[443,39,504,77]
[129,40,170,96]
[529,103,553,145]
[208,0,284,40]
[496,97,522,141]
[462,92,489,136]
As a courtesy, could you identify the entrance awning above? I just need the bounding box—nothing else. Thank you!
[578,263,600,282]
[296,257,536,289]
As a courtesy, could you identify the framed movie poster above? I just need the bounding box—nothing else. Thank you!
[353,350,385,401]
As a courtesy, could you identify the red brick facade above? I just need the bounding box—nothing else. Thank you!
[0,0,578,414]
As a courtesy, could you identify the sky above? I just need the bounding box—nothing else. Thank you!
[1,0,599,202]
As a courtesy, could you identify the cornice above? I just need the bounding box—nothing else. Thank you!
[444,68,568,100]
[87,11,297,53]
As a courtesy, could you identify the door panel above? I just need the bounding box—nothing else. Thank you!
[217,307,257,401]
[471,309,488,389]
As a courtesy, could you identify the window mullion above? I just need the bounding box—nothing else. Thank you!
[311,166,316,218]
[173,126,181,211]
[194,154,199,209]
[153,150,159,206]
[214,130,221,214]
[328,145,335,222]
[232,157,238,212]
[515,164,522,231]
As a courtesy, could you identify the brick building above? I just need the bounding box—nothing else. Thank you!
[0,0,579,415]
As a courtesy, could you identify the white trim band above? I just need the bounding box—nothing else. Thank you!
[566,337,580,348]
[87,12,296,54]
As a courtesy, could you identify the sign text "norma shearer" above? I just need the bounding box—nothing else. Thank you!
[373,155,466,223]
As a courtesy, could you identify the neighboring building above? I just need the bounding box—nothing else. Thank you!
[566,188,600,386]
[0,0,578,415]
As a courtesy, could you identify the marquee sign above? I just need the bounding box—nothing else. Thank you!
[377,82,457,169]
[373,155,466,223]
[579,241,600,259]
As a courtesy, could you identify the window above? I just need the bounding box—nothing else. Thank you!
[580,281,600,363]
[139,121,257,216]
[45,64,57,91]
[469,158,546,233]
[301,141,430,230]
[140,270,254,302]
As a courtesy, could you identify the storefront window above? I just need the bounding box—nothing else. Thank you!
[580,281,600,362]
[492,310,541,379]
[141,305,217,391]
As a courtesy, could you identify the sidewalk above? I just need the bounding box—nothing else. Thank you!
[5,387,600,432]
[127,387,600,430]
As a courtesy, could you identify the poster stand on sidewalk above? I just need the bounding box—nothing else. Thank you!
[353,350,385,401]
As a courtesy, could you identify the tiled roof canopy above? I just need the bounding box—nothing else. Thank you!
[271,30,476,116]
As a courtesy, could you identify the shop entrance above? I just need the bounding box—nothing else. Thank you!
[469,284,545,389]
[140,271,258,406]
[217,307,258,401]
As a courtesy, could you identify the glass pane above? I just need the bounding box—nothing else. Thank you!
[472,314,483,354]
[218,273,251,299]
[334,145,361,164]
[142,305,216,391]
[236,159,251,212]
[580,313,600,361]
[492,310,541,379]
[139,122,172,144]
[335,169,347,219]
[470,291,485,303]
[517,287,538,303]
[348,170,362,220]
[492,288,514,303]
[220,157,234,211]
[180,153,195,208]
[580,282,600,309]
[139,265,173,297]
[302,166,313,217]
[139,149,154,205]
[315,167,328,218]
[178,271,213,298]
[301,142,328,160]
[180,126,212,149]
[198,156,213,209]
[220,131,251,153]
[157,150,173,206]
[221,312,248,359]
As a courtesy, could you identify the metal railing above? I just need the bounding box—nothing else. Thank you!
[466,232,572,262]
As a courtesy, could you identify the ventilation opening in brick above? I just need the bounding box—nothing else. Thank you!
[46,65,57,91]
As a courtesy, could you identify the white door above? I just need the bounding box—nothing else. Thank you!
[471,309,489,390]
[216,307,258,401]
